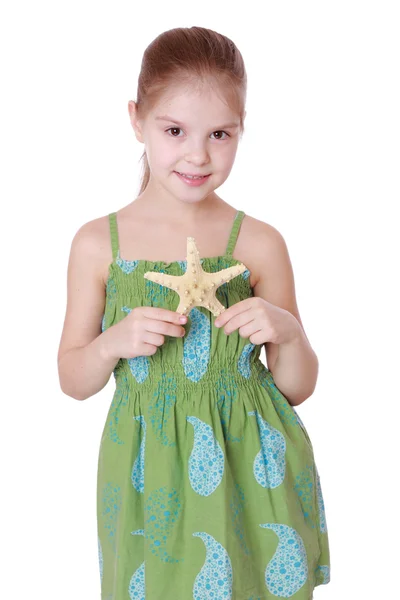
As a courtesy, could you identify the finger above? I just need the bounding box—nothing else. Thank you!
[248,330,266,345]
[142,306,187,325]
[141,343,158,356]
[214,298,254,327]
[143,331,165,347]
[144,320,186,338]
[222,310,255,335]
[238,322,263,340]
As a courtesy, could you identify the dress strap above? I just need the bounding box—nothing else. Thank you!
[108,212,119,260]
[225,210,245,257]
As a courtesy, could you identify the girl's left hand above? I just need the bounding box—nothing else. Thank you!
[214,297,301,346]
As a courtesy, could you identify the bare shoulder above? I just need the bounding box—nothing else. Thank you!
[70,214,113,284]
[237,214,287,285]
[57,214,113,364]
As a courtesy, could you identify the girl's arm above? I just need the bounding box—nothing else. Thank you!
[251,223,319,406]
[57,220,118,401]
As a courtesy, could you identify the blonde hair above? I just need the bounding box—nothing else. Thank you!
[134,26,247,195]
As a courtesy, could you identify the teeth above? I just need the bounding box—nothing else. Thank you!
[178,172,207,180]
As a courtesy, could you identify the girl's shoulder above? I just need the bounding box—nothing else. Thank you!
[237,212,288,287]
[241,211,282,242]
[69,213,114,287]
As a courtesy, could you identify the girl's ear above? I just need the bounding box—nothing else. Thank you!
[128,100,144,143]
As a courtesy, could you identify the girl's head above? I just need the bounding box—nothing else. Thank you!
[128,26,247,203]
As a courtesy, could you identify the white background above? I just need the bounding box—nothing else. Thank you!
[1,1,399,598]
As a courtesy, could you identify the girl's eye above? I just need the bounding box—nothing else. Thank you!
[165,128,229,140]
[211,130,229,140]
[166,127,184,137]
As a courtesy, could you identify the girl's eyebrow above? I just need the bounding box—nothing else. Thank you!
[155,115,240,129]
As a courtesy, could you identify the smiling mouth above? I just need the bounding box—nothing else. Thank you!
[175,171,210,179]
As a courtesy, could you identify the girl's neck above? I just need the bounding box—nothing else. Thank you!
[129,187,229,225]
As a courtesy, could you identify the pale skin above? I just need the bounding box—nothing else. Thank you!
[57,81,318,406]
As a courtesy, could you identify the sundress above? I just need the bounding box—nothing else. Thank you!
[96,209,331,600]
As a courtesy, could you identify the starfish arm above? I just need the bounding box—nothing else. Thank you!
[207,297,226,317]
[205,263,247,289]
[219,263,247,280]
[143,271,182,291]
[186,237,203,273]
[176,298,189,315]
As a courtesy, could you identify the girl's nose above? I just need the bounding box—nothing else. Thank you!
[184,149,210,164]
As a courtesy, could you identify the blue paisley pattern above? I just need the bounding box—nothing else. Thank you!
[248,410,286,488]
[131,415,146,493]
[294,465,315,528]
[238,343,256,378]
[182,308,211,382]
[192,532,233,599]
[129,530,145,599]
[116,250,139,274]
[187,416,224,496]
[260,522,308,597]
[145,487,183,564]
[100,482,122,555]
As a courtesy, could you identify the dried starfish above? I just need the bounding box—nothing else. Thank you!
[143,237,247,317]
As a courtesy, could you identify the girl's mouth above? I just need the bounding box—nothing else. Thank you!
[174,171,211,186]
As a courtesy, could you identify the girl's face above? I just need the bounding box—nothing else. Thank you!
[130,83,243,204]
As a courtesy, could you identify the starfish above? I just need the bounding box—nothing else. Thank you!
[143,237,247,317]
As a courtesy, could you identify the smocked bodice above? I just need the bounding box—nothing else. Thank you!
[100,210,266,388]
[101,253,267,386]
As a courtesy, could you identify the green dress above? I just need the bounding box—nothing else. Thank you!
[97,210,331,600]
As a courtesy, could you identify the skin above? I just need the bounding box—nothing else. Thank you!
[57,81,318,405]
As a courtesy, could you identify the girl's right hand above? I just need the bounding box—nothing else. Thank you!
[102,306,188,360]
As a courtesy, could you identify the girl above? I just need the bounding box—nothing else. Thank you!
[58,26,330,600]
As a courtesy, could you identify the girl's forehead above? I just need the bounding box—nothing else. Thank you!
[150,86,238,123]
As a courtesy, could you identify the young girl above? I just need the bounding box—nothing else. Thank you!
[58,26,330,600]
